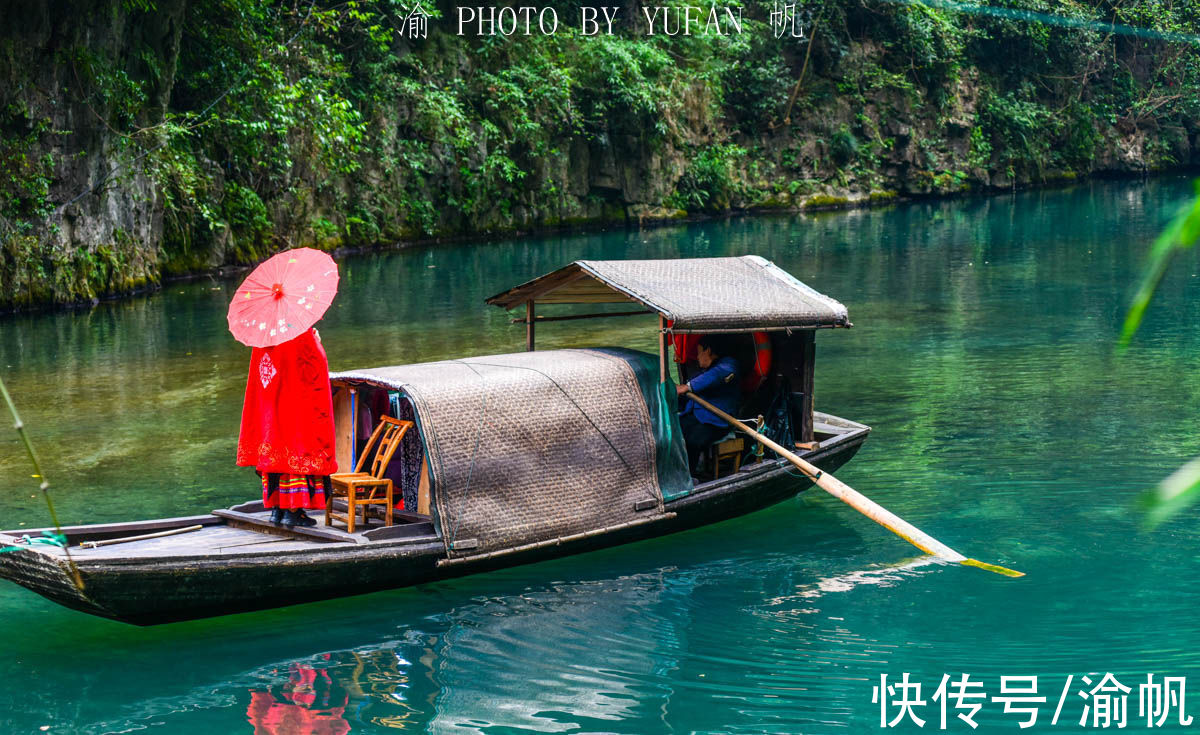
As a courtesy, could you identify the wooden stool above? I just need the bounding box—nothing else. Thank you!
[712,433,746,480]
[327,416,413,533]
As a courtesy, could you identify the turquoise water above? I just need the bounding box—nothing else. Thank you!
[2,177,1200,732]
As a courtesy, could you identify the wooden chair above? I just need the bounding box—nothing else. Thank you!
[709,416,762,480]
[712,433,746,480]
[326,416,413,533]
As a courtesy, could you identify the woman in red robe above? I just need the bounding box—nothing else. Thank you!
[236,328,337,527]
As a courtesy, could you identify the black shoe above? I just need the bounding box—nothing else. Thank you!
[269,508,284,525]
[281,510,317,528]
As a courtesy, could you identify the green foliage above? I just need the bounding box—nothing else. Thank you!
[1060,104,1099,169]
[151,128,222,271]
[885,1,968,86]
[1120,182,1200,524]
[221,182,269,235]
[1121,181,1200,348]
[7,0,1200,308]
[720,34,791,133]
[979,87,1051,178]
[170,0,370,188]
[0,108,55,227]
[1140,455,1200,528]
[66,48,149,131]
[967,126,992,170]
[311,216,337,240]
[572,33,677,138]
[830,125,860,166]
[666,143,749,213]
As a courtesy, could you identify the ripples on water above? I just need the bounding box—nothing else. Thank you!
[2,178,1200,732]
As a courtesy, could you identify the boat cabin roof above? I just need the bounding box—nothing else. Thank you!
[330,348,686,559]
[485,255,850,333]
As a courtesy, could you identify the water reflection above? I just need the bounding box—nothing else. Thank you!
[54,508,884,734]
[247,661,350,735]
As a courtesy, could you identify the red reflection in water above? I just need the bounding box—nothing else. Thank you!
[247,663,350,735]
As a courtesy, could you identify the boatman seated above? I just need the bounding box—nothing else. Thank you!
[676,335,741,476]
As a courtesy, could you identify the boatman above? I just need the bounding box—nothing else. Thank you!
[676,335,741,476]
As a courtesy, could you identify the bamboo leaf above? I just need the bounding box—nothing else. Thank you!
[1123,181,1200,526]
[1120,182,1200,349]
[1140,456,1200,528]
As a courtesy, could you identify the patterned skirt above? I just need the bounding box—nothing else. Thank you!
[262,473,329,510]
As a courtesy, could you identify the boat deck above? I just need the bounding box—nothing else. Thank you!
[66,522,323,559]
[4,505,439,562]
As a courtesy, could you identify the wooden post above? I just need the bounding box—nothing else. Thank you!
[333,387,356,473]
[526,300,535,351]
[800,331,816,443]
[349,388,358,471]
[417,457,431,515]
[658,315,668,383]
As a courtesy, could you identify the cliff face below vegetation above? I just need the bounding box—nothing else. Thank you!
[1,0,186,307]
[2,0,1198,309]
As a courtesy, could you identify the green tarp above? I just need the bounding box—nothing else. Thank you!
[592,347,693,501]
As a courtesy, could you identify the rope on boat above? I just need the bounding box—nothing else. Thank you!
[1,532,68,554]
[0,375,84,589]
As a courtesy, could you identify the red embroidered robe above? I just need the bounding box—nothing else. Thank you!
[236,328,338,481]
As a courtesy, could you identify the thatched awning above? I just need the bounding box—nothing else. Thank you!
[485,256,849,332]
[330,348,685,559]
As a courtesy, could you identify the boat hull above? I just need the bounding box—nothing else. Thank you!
[0,425,866,625]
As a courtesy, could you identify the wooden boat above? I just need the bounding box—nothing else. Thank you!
[0,256,869,625]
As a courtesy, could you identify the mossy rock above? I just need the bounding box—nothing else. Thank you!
[803,194,851,209]
[1043,170,1079,182]
[751,195,792,210]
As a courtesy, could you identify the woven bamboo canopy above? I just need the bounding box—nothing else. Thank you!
[330,349,676,558]
[485,256,850,333]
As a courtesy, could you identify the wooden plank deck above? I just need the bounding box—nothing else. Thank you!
[213,509,366,544]
[2,503,440,563]
[63,524,326,559]
[58,507,437,560]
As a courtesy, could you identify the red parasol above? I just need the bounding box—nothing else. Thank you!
[227,248,339,347]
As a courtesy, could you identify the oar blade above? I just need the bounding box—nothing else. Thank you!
[961,558,1025,578]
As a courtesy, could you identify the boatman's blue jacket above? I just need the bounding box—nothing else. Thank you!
[680,356,741,427]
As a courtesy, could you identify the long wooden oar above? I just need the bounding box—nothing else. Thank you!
[685,392,1023,578]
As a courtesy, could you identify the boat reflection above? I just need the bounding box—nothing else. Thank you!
[33,504,873,734]
[247,661,350,735]
[232,568,689,732]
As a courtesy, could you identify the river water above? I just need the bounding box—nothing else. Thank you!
[1,176,1199,733]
